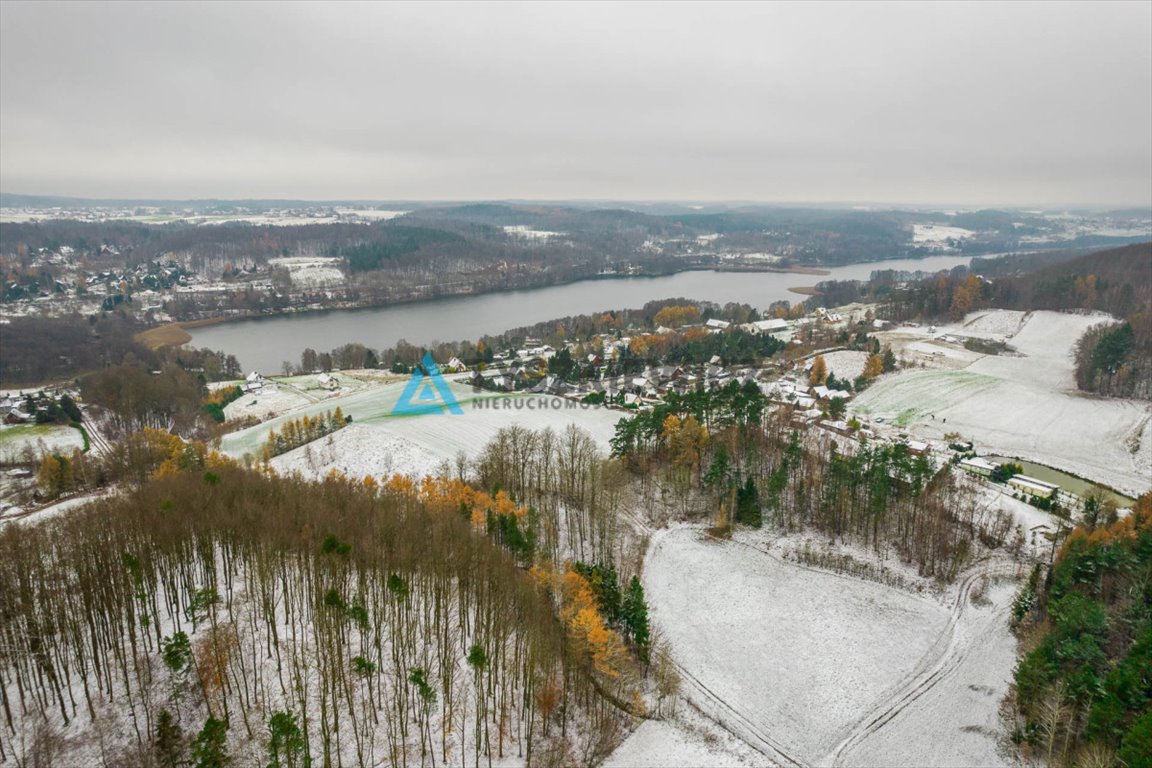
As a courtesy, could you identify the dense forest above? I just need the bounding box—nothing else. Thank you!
[859,243,1151,323]
[0,313,241,390]
[1,458,647,767]
[1010,492,1152,768]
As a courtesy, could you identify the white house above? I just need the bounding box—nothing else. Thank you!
[960,457,997,477]
[243,371,264,393]
[743,318,789,334]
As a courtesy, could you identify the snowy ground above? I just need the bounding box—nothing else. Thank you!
[604,704,765,768]
[856,310,1152,498]
[617,525,1024,767]
[817,350,869,381]
[0,423,85,460]
[0,490,112,528]
[267,256,345,287]
[912,224,975,244]
[222,377,622,477]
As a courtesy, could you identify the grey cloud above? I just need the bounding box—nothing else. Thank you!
[1,0,1149,205]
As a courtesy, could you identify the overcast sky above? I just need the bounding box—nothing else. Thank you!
[1,1,1150,206]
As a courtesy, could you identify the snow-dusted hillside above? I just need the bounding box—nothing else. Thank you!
[855,310,1152,497]
[222,377,622,478]
[614,525,1022,767]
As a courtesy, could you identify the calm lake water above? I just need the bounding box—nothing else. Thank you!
[189,254,980,373]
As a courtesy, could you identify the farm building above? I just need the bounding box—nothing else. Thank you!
[960,457,997,477]
[1007,474,1059,497]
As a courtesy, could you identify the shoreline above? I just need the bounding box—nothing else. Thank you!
[172,264,836,335]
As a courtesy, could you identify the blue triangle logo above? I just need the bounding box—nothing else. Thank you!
[391,353,464,416]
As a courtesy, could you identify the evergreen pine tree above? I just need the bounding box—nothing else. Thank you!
[267,710,306,768]
[622,576,650,663]
[191,716,231,768]
[704,443,731,489]
[155,709,184,768]
[736,475,761,527]
[599,565,622,625]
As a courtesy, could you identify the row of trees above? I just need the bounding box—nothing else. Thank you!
[261,408,349,460]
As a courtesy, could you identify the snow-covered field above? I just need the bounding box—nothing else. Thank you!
[1,490,112,528]
[267,256,345,287]
[957,309,1031,338]
[503,225,565,241]
[816,350,869,381]
[912,224,975,244]
[222,378,622,477]
[0,423,84,460]
[617,526,1021,767]
[604,705,764,768]
[857,310,1152,497]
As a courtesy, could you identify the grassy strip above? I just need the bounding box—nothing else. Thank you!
[134,323,192,350]
[70,422,90,453]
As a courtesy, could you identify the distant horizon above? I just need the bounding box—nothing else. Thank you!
[2,191,1149,213]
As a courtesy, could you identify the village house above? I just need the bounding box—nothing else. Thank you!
[243,371,265,393]
[812,385,851,400]
[960,456,997,477]
[742,318,790,334]
[904,440,931,456]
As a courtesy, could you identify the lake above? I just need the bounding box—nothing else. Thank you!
[189,253,980,373]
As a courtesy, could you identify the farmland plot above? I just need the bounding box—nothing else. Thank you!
[630,526,1020,767]
[223,378,622,476]
[856,310,1152,497]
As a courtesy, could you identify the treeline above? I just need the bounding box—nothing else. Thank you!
[627,325,787,367]
[35,427,226,500]
[473,424,629,567]
[261,408,349,460]
[342,227,467,272]
[0,312,240,391]
[1074,318,1152,399]
[1010,492,1151,768]
[872,242,1152,400]
[611,385,1016,580]
[282,297,794,377]
[381,472,651,676]
[806,248,1097,312]
[2,462,636,767]
[878,242,1151,322]
[477,298,779,353]
[80,363,208,438]
[201,385,244,424]
[0,313,145,387]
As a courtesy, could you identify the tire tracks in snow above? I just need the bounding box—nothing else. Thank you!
[670,657,804,767]
[645,528,804,767]
[820,561,1018,767]
[647,526,1021,767]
